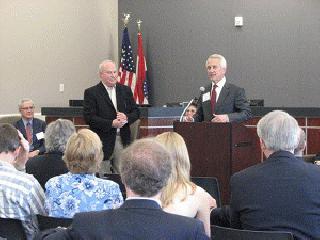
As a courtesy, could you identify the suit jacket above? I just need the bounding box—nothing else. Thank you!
[36,199,209,240]
[83,82,140,160]
[26,152,68,189]
[15,118,46,154]
[194,83,252,122]
[230,151,320,240]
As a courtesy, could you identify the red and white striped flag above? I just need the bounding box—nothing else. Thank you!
[118,27,137,96]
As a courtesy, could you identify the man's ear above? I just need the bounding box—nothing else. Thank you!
[259,138,266,150]
[222,68,227,75]
[12,146,21,159]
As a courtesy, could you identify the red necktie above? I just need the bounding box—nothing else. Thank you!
[26,122,33,144]
[211,84,217,114]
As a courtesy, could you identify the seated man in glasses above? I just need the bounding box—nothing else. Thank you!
[15,98,46,158]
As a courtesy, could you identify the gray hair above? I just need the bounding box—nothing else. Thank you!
[205,54,227,69]
[257,111,300,153]
[45,119,76,153]
[99,59,117,73]
[294,128,306,155]
[18,98,34,109]
[119,138,172,197]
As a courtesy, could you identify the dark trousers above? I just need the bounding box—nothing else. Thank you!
[210,205,231,227]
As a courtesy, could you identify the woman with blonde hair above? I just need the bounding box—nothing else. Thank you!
[155,132,216,237]
[44,129,123,218]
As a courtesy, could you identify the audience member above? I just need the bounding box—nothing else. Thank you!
[155,132,216,237]
[15,98,46,157]
[83,59,140,174]
[230,111,320,239]
[184,102,197,119]
[26,119,76,188]
[44,129,123,218]
[36,138,209,240]
[0,123,45,240]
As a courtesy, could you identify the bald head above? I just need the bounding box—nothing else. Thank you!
[119,138,172,197]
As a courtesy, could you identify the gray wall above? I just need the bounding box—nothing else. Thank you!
[119,0,320,107]
[0,0,118,114]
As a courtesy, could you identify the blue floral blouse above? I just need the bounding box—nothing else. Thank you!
[44,172,123,218]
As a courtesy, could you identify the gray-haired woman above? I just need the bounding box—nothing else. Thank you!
[26,119,76,188]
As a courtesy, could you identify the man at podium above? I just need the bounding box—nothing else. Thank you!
[187,54,252,123]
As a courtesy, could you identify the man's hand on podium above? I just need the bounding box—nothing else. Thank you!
[211,114,229,123]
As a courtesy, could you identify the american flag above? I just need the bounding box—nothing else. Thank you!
[136,31,149,104]
[118,27,137,96]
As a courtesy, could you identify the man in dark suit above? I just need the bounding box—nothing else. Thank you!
[83,59,139,173]
[36,138,209,240]
[230,111,320,240]
[190,54,251,123]
[15,98,46,158]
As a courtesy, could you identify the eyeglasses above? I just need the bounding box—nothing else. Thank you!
[186,109,196,113]
[20,106,35,110]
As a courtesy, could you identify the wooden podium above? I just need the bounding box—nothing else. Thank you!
[173,122,261,204]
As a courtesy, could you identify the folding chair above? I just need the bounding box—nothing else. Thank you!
[37,215,72,231]
[0,217,26,240]
[211,225,294,240]
[191,176,222,207]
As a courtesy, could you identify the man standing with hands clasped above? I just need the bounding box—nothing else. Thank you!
[83,59,139,174]
[186,54,252,123]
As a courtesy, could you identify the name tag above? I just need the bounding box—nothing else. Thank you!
[202,92,210,102]
[36,132,44,140]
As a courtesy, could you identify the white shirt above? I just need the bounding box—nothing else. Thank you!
[103,83,118,111]
[22,118,33,128]
[211,77,226,102]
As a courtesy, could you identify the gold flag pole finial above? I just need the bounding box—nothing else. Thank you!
[122,13,131,27]
[137,19,142,32]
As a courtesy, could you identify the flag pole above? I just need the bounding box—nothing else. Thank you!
[135,19,149,105]
[137,19,142,32]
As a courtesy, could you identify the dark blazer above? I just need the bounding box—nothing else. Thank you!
[83,82,140,160]
[26,152,68,189]
[194,83,252,122]
[36,199,209,240]
[230,151,320,240]
[15,118,46,154]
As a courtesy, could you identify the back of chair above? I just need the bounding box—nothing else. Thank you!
[103,173,126,198]
[0,115,21,125]
[211,225,294,240]
[37,215,72,231]
[0,217,26,240]
[130,119,141,142]
[191,176,222,208]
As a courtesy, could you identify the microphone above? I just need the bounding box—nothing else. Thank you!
[194,86,205,105]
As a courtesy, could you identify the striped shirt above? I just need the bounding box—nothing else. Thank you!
[0,161,45,240]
